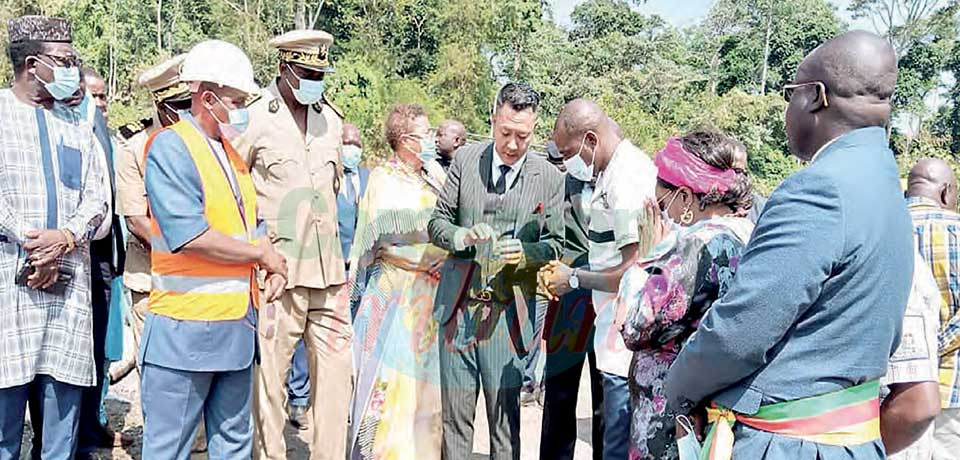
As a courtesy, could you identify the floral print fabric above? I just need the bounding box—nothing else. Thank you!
[618,217,753,460]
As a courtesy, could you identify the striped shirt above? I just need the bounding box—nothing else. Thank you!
[0,89,108,388]
[907,196,960,408]
[588,139,657,377]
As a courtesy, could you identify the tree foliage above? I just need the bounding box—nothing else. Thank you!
[1,0,958,193]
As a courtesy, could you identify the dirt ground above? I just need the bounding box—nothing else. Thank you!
[20,354,595,460]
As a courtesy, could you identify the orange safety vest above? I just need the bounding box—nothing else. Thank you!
[144,120,259,321]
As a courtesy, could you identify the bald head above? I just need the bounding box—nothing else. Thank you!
[806,31,897,98]
[552,99,622,174]
[786,31,898,160]
[554,99,608,139]
[436,119,466,159]
[907,158,958,210]
[342,123,362,148]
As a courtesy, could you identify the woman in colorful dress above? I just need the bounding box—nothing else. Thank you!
[346,104,448,460]
[617,131,756,460]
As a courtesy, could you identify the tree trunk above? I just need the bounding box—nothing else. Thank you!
[309,0,325,29]
[759,5,772,95]
[156,0,162,50]
[294,0,307,29]
[109,0,118,98]
[709,46,722,96]
[513,36,523,78]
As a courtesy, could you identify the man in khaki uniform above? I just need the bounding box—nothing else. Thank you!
[232,30,350,460]
[113,54,192,381]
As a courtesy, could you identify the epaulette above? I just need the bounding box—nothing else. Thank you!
[119,117,153,140]
[316,92,344,118]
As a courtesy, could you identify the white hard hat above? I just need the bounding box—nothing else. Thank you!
[180,40,259,95]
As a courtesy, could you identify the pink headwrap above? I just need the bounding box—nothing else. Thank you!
[654,137,738,195]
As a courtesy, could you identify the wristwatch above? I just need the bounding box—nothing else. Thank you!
[569,268,580,289]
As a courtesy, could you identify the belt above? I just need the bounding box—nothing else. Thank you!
[468,287,495,303]
[701,380,881,460]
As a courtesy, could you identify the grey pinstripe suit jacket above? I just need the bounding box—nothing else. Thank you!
[428,142,564,330]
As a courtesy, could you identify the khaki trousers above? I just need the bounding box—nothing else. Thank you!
[129,291,149,376]
[254,286,353,460]
[934,407,960,460]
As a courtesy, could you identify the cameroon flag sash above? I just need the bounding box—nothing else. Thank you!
[700,380,881,460]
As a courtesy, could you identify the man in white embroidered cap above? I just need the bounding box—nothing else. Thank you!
[0,15,110,460]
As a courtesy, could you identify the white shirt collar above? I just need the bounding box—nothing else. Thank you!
[596,139,630,188]
[810,136,841,163]
[492,147,527,172]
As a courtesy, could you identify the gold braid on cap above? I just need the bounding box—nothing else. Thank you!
[279,46,330,69]
[153,82,190,102]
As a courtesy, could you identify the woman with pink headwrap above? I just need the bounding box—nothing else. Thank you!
[615,130,755,460]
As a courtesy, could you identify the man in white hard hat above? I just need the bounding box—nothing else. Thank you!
[232,30,350,459]
[140,39,287,459]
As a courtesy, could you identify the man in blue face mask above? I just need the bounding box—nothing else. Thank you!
[0,15,111,460]
[231,29,353,460]
[139,39,287,459]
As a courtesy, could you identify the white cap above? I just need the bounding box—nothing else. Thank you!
[180,40,259,95]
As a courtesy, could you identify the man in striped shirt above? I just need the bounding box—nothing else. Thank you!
[905,158,960,459]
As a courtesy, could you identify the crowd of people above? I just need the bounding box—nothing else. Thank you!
[0,12,959,460]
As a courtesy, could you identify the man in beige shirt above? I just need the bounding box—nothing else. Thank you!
[232,30,350,460]
[113,54,192,379]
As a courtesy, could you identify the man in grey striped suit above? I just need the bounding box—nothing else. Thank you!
[429,83,564,459]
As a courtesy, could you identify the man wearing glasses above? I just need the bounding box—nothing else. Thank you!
[665,31,914,459]
[0,15,109,460]
[231,30,351,460]
[139,39,287,459]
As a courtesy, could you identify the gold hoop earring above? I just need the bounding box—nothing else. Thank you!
[681,207,694,225]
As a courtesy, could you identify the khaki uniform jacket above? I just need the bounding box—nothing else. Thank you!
[233,81,346,290]
[116,118,160,294]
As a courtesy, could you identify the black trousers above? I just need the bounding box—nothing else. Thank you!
[539,288,604,460]
[31,250,113,459]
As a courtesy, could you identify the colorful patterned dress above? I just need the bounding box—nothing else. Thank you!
[617,216,754,460]
[347,159,447,460]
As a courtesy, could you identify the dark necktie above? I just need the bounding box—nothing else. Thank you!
[495,164,512,194]
[344,170,356,203]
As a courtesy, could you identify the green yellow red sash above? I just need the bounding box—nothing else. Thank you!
[701,380,881,460]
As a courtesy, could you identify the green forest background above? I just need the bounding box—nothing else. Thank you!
[1,0,958,193]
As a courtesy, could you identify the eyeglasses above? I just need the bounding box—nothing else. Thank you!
[782,81,830,107]
[40,53,82,68]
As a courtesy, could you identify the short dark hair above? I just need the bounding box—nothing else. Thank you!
[659,130,754,213]
[8,40,44,76]
[495,82,539,114]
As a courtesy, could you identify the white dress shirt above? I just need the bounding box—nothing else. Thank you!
[491,147,526,191]
[453,148,528,250]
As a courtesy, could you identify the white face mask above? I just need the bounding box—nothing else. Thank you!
[563,133,595,182]
[657,188,690,234]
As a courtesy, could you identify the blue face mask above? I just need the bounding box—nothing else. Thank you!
[209,92,250,140]
[75,91,96,121]
[675,416,702,460]
[285,64,325,105]
[342,145,362,170]
[35,59,80,101]
[417,136,439,162]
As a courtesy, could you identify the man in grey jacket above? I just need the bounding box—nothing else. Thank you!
[429,82,563,460]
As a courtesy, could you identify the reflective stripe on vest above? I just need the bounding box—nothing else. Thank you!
[146,120,259,321]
